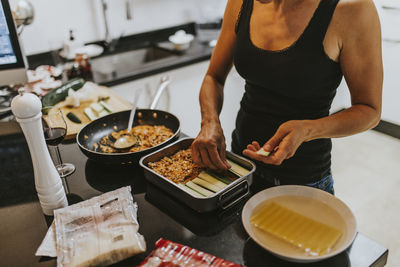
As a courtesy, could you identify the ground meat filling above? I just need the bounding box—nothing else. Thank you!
[95,125,174,153]
[148,148,203,183]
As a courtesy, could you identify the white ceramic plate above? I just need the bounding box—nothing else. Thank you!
[242,185,357,263]
[60,44,104,60]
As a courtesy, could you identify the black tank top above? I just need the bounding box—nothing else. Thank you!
[232,0,342,184]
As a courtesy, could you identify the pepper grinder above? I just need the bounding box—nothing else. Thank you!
[11,89,68,215]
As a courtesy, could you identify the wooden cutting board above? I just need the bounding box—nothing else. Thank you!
[49,84,132,140]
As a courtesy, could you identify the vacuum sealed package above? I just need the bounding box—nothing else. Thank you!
[37,186,146,267]
[36,222,57,257]
[138,238,242,267]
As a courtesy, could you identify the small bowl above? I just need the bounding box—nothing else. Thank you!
[168,32,194,51]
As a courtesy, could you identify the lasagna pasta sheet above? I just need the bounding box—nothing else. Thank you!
[52,186,146,267]
[250,202,342,256]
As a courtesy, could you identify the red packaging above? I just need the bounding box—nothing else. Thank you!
[137,238,243,267]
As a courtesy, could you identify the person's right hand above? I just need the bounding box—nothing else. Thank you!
[192,121,231,171]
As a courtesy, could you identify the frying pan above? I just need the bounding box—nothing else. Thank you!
[77,76,180,165]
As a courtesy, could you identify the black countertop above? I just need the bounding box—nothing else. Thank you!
[0,132,388,267]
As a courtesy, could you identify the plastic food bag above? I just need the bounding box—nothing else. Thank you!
[36,222,57,257]
[138,238,242,267]
[51,186,145,267]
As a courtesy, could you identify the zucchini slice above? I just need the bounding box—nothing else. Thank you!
[192,178,220,193]
[198,172,227,189]
[98,109,110,118]
[186,181,213,197]
[90,102,104,115]
[177,183,204,198]
[99,101,113,113]
[207,171,233,184]
[256,148,271,157]
[84,107,97,121]
[227,159,250,177]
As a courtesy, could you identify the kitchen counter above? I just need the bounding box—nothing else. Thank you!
[0,23,212,122]
[27,23,214,88]
[0,132,388,267]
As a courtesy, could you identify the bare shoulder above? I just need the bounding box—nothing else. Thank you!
[335,0,380,32]
[337,0,377,16]
[330,0,380,46]
[229,0,244,10]
[225,0,245,21]
[221,0,245,32]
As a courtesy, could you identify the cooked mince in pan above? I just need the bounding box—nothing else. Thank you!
[148,148,203,183]
[95,125,174,153]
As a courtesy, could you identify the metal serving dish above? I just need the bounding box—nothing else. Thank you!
[139,137,256,212]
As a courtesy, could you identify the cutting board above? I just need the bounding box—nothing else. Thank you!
[50,84,132,140]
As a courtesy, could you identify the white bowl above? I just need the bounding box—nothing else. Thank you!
[242,185,357,263]
[168,33,194,51]
[60,44,104,59]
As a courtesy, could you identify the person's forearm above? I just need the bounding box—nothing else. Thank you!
[304,104,381,141]
[199,74,224,125]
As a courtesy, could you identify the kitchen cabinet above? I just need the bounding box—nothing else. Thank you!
[110,61,245,150]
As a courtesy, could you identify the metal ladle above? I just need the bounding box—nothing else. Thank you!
[113,89,142,150]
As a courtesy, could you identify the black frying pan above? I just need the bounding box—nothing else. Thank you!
[77,76,180,164]
[77,108,180,164]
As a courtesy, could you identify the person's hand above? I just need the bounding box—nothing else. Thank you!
[192,120,231,171]
[243,120,312,165]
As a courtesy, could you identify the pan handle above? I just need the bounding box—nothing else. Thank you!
[218,180,249,210]
[150,76,171,110]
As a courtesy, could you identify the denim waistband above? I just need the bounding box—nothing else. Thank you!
[254,167,331,185]
[253,169,334,194]
[305,173,334,195]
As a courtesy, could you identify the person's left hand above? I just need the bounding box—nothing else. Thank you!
[243,120,312,166]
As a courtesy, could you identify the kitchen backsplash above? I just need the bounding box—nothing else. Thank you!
[8,0,227,55]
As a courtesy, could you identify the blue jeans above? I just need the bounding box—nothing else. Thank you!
[251,168,335,195]
[305,173,335,195]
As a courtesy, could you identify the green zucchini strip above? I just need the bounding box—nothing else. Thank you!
[177,183,204,198]
[198,172,227,189]
[227,159,250,177]
[207,171,233,184]
[192,178,220,193]
[186,181,213,197]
